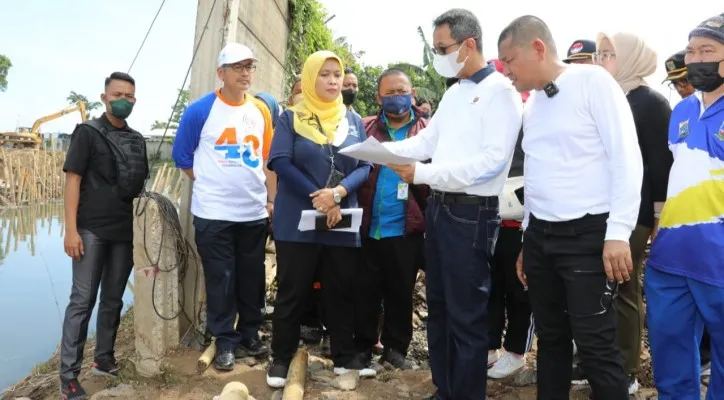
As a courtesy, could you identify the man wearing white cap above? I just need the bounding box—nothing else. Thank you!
[172,43,276,371]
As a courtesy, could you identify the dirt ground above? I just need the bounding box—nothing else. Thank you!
[3,247,706,400]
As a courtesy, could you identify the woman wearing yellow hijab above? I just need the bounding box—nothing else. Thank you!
[265,50,373,387]
[594,32,674,395]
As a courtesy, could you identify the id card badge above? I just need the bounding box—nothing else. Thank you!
[397,182,409,200]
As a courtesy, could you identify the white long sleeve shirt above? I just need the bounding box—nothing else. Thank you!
[383,68,523,197]
[521,64,643,242]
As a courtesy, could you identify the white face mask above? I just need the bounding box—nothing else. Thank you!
[433,47,468,78]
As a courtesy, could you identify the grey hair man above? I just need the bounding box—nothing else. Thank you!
[498,15,642,400]
[384,8,523,400]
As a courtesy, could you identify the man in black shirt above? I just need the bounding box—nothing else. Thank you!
[59,72,148,400]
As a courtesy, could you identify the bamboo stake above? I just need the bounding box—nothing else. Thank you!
[282,347,309,400]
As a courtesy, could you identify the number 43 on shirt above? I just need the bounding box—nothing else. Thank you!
[215,127,263,168]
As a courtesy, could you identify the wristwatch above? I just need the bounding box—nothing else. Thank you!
[332,188,342,204]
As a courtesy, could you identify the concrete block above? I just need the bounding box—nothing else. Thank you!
[132,197,181,377]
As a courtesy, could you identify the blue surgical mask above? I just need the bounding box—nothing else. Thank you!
[380,94,412,116]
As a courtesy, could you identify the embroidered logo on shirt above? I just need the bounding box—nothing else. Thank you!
[678,119,690,139]
[471,96,480,104]
[717,120,724,141]
[348,125,359,137]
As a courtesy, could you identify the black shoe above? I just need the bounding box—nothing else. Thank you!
[236,336,269,358]
[60,379,88,400]
[214,349,235,371]
[91,359,119,377]
[571,365,588,385]
[266,359,290,388]
[380,348,413,370]
[300,325,323,344]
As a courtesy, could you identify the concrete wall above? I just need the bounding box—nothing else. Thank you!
[177,0,290,340]
[188,0,290,103]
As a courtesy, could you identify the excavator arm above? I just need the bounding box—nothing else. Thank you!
[30,101,87,133]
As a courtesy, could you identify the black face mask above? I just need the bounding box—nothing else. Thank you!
[342,89,357,106]
[421,112,430,119]
[687,60,724,93]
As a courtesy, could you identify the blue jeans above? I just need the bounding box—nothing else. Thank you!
[646,266,723,400]
[424,196,499,400]
[194,216,267,351]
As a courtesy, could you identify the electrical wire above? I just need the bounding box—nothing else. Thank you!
[130,0,221,346]
[127,0,167,74]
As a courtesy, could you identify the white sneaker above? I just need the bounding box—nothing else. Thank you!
[487,351,525,379]
[628,376,640,395]
[701,362,712,377]
[333,366,376,378]
[488,349,500,368]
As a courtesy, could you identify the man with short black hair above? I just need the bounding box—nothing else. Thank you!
[385,8,523,400]
[562,39,596,64]
[417,99,433,118]
[498,15,642,399]
[342,67,360,114]
[355,68,429,370]
[172,42,275,372]
[663,50,696,99]
[60,71,148,400]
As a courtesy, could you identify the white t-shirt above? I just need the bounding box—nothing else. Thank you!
[172,90,273,222]
[521,64,643,241]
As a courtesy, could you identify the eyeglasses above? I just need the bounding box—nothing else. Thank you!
[592,52,616,64]
[431,37,477,55]
[567,278,618,318]
[225,63,257,73]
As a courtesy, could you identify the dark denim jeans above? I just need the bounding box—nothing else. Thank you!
[60,229,133,381]
[424,196,499,400]
[194,216,267,352]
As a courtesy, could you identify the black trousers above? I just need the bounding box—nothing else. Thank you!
[60,229,133,381]
[355,234,424,355]
[194,217,267,352]
[524,213,628,400]
[488,226,534,355]
[271,241,357,366]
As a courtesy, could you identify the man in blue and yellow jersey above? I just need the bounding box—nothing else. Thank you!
[645,14,724,399]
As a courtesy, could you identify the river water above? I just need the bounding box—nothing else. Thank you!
[0,204,134,391]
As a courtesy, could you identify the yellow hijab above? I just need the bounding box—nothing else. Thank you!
[289,51,347,145]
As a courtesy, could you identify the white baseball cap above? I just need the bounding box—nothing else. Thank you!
[217,43,258,67]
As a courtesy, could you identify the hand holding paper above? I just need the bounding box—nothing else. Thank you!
[338,137,417,165]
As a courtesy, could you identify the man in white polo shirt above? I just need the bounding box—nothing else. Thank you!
[497,16,643,400]
[385,9,523,400]
[172,43,276,371]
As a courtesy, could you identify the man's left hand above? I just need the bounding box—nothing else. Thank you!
[602,240,633,284]
[266,201,274,218]
[388,163,416,184]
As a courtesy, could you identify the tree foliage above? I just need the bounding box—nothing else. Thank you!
[151,87,189,130]
[0,55,11,92]
[66,91,102,119]
[284,0,448,117]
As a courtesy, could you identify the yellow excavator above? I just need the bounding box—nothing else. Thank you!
[0,102,88,149]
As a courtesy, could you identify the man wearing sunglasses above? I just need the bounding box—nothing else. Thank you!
[172,43,276,371]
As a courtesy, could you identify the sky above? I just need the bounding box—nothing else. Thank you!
[0,0,721,134]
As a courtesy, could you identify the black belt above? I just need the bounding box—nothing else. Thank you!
[431,190,497,206]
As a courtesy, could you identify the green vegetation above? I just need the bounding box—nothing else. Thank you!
[0,54,11,92]
[151,87,189,130]
[66,91,103,119]
[285,0,448,117]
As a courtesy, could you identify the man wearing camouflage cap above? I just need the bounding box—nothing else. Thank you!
[645,13,724,399]
[662,50,696,99]
[562,39,596,64]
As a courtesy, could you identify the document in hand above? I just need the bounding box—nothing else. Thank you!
[338,137,416,165]
[298,208,363,232]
